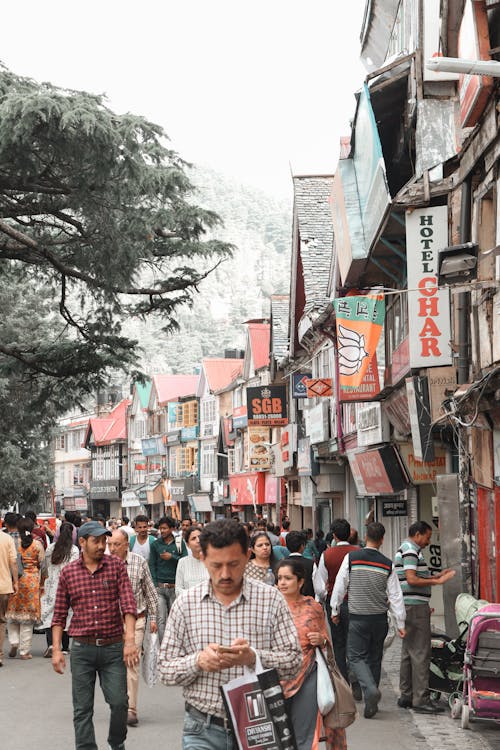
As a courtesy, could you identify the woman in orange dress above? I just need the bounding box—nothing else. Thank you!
[276,557,347,750]
[7,517,45,659]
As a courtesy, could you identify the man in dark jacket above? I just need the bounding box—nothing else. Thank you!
[285,531,315,597]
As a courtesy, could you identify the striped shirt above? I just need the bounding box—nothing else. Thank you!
[394,539,431,605]
[159,576,302,717]
[125,551,159,622]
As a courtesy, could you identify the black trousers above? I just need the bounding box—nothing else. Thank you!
[325,599,350,682]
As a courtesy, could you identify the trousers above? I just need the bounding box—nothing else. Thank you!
[157,586,176,642]
[127,616,146,712]
[70,640,128,750]
[347,615,388,699]
[7,620,33,656]
[182,710,235,750]
[0,593,10,660]
[399,603,431,706]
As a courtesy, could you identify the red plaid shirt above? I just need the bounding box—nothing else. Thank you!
[52,553,137,638]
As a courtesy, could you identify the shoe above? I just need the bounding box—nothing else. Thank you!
[364,689,381,719]
[43,646,53,658]
[127,710,138,727]
[62,649,70,655]
[19,653,32,660]
[351,682,363,702]
[397,697,413,708]
[9,646,18,658]
[413,701,445,714]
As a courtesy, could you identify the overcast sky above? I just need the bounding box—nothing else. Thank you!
[1,0,367,198]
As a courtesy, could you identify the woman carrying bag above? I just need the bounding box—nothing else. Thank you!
[276,557,348,750]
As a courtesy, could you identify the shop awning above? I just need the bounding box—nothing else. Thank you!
[348,445,409,495]
[121,486,144,508]
[188,493,212,513]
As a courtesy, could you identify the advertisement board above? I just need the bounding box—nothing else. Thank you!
[248,427,271,471]
[247,386,287,426]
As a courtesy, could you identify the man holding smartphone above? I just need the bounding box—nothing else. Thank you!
[159,519,302,749]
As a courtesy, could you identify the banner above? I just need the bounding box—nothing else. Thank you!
[334,294,385,391]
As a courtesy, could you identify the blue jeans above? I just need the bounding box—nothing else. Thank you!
[70,640,128,750]
[347,615,388,700]
[157,585,176,642]
[182,711,235,750]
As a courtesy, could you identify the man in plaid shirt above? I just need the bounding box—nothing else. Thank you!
[52,521,138,750]
[108,528,159,728]
[159,519,302,749]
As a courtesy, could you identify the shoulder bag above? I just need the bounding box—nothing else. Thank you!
[319,643,357,729]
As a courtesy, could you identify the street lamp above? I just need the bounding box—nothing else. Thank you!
[426,57,500,77]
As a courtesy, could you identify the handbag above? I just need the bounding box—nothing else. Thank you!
[321,644,357,729]
[141,627,159,688]
[220,655,298,750]
[316,647,335,715]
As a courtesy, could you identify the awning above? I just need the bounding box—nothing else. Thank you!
[188,493,212,513]
[121,489,142,508]
[348,445,409,495]
[146,478,163,505]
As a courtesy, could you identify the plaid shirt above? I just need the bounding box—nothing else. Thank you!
[125,551,159,622]
[52,553,137,638]
[159,577,302,717]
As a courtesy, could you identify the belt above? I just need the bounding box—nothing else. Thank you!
[158,582,175,588]
[185,703,231,731]
[74,635,123,647]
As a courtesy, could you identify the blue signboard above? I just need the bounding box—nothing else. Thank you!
[292,373,312,399]
[181,426,199,441]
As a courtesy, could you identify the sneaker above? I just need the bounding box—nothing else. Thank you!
[397,696,412,708]
[364,689,381,719]
[127,710,138,727]
[43,646,53,658]
[351,682,363,702]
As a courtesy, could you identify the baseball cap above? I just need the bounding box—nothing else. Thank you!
[77,521,112,540]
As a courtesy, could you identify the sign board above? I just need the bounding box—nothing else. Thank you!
[399,442,447,484]
[458,0,494,128]
[355,445,409,495]
[406,207,452,367]
[428,366,457,422]
[90,480,119,500]
[383,387,411,436]
[247,386,288,426]
[280,424,297,470]
[292,372,312,399]
[347,452,368,495]
[382,500,408,517]
[248,427,271,471]
[232,405,248,429]
[297,437,313,476]
[339,354,380,402]
[305,378,333,398]
[306,401,330,445]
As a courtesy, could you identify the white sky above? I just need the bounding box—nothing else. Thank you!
[1,0,367,199]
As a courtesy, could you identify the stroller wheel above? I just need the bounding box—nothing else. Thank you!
[461,704,470,729]
[430,690,441,703]
[450,697,462,719]
[448,691,461,709]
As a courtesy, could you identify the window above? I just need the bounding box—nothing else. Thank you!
[55,434,65,451]
[178,446,196,475]
[182,400,198,427]
[133,417,146,440]
[227,448,235,475]
[201,442,216,477]
[202,398,216,425]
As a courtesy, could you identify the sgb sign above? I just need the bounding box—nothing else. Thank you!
[406,206,452,367]
[246,386,288,426]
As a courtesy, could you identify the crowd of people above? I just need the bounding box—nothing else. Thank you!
[0,509,456,750]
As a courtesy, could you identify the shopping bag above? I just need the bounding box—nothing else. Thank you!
[384,611,397,651]
[316,647,335,715]
[322,644,357,729]
[141,628,159,688]
[220,656,298,750]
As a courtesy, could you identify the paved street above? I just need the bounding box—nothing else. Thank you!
[1,633,498,750]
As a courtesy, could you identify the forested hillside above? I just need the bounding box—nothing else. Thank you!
[128,166,292,374]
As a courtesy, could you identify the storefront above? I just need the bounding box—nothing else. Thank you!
[121,484,147,520]
[89,479,120,519]
[229,472,266,522]
[62,487,88,516]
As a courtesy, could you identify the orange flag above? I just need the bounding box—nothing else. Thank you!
[334,293,385,391]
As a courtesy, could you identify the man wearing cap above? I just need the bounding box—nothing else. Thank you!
[51,521,139,750]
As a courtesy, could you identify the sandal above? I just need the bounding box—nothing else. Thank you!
[19,653,33,660]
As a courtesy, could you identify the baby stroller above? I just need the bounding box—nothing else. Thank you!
[452,603,500,729]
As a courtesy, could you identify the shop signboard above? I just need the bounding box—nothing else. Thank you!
[399,442,447,484]
[355,445,409,495]
[305,378,333,398]
[232,405,248,429]
[297,437,313,477]
[406,376,434,462]
[406,206,452,368]
[306,402,329,445]
[141,437,164,456]
[90,479,119,500]
[458,0,494,128]
[292,373,312,398]
[247,386,288,426]
[382,500,408,517]
[248,426,271,471]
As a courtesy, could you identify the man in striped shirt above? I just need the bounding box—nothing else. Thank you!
[395,520,455,713]
[159,519,302,749]
[331,521,406,719]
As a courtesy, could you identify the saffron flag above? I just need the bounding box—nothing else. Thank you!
[334,293,385,390]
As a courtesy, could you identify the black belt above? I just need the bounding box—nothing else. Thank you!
[74,635,123,646]
[185,702,231,730]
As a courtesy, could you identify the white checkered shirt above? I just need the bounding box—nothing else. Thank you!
[159,577,302,717]
[125,552,159,622]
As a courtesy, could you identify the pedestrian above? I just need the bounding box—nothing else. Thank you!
[107,528,159,728]
[279,518,291,545]
[149,515,187,641]
[180,517,193,540]
[7,516,45,660]
[159,518,302,750]
[276,558,347,750]
[315,529,328,556]
[175,526,209,595]
[395,520,456,714]
[0,525,18,667]
[120,516,134,538]
[313,518,361,698]
[128,514,156,563]
[25,510,48,550]
[245,531,277,583]
[40,521,79,658]
[285,530,315,596]
[265,522,280,546]
[331,521,406,719]
[51,520,139,750]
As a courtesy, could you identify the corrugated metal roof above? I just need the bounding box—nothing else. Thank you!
[153,374,198,406]
[293,175,334,315]
[203,358,244,392]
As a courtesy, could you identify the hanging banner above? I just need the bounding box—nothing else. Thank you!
[406,206,452,367]
[339,354,380,402]
[334,293,385,391]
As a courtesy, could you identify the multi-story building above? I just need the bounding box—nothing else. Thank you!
[54,415,92,516]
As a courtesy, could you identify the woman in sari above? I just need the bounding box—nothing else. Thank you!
[276,557,347,750]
